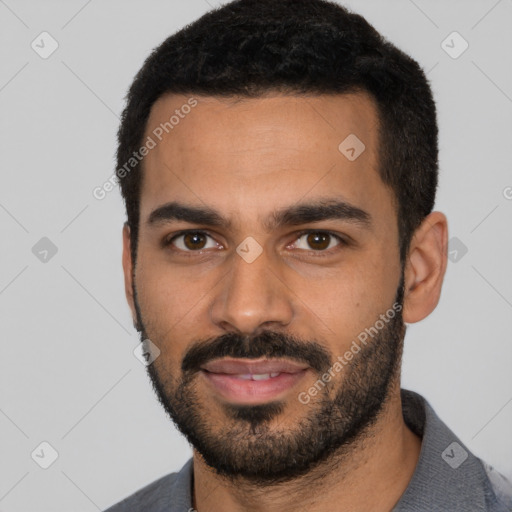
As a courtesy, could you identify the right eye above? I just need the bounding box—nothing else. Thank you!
[163,231,222,253]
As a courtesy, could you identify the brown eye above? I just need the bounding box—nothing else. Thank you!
[182,232,207,250]
[293,231,344,252]
[167,231,217,251]
[306,232,330,250]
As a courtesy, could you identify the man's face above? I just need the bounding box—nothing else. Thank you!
[126,92,405,482]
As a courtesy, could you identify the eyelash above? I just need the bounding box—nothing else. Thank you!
[162,229,349,258]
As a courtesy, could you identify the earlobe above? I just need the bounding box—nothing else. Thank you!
[402,211,448,323]
[122,223,138,329]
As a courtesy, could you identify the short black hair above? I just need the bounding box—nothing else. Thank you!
[117,0,438,265]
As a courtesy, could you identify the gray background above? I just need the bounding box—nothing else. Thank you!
[0,0,511,510]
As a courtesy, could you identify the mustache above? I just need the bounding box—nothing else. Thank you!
[181,331,332,376]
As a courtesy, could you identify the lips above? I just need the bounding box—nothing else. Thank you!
[201,358,309,376]
[200,358,310,404]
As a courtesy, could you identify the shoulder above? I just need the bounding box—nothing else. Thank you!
[397,389,512,512]
[481,460,512,511]
[103,472,180,512]
[103,458,194,512]
[105,458,194,512]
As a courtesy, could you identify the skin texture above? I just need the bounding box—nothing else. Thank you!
[122,92,448,512]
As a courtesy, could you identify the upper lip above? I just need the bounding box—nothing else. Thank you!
[200,358,309,375]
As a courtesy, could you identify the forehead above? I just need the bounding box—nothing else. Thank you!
[139,92,392,232]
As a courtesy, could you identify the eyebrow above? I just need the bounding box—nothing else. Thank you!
[147,199,372,232]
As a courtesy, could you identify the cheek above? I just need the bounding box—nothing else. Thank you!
[298,253,400,347]
[134,256,198,339]
[135,269,200,373]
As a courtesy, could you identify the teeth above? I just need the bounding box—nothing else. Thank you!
[233,372,281,380]
[252,373,270,380]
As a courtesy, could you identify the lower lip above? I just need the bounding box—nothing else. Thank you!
[201,370,308,404]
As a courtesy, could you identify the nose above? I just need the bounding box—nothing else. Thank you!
[210,243,294,335]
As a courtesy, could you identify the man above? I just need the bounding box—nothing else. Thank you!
[105,0,512,510]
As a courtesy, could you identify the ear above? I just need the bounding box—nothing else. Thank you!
[122,223,138,330]
[402,211,448,323]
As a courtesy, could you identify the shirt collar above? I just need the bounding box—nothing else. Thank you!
[394,388,498,511]
[168,457,193,511]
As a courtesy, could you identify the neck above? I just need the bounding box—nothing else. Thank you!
[192,385,421,512]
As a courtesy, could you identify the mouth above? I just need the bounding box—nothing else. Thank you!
[200,358,310,404]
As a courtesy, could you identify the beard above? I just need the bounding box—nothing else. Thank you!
[132,273,406,486]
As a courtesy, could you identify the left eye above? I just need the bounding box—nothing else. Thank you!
[291,231,344,251]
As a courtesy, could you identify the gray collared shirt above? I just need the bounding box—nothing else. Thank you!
[104,389,512,511]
